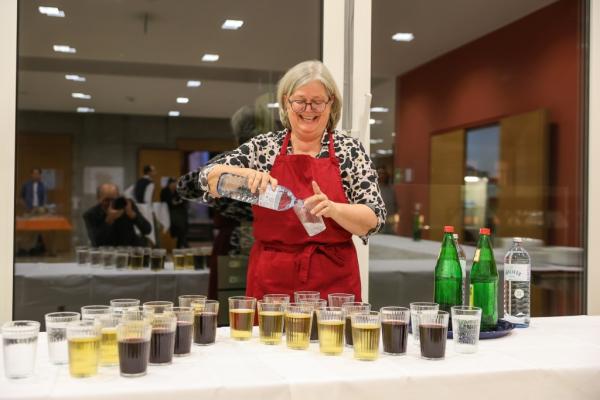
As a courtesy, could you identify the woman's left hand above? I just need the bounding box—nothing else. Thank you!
[304,181,339,219]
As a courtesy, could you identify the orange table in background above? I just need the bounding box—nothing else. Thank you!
[15,216,73,231]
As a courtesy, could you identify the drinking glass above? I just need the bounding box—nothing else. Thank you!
[116,318,151,377]
[178,294,207,308]
[110,298,140,315]
[89,248,102,268]
[102,247,116,269]
[172,307,194,356]
[81,305,111,321]
[298,298,326,342]
[419,310,450,360]
[285,303,313,350]
[316,307,344,355]
[294,291,320,303]
[130,247,144,269]
[328,293,355,307]
[257,301,285,345]
[451,306,482,354]
[351,311,381,361]
[148,311,177,365]
[98,314,119,367]
[193,246,208,269]
[75,246,89,266]
[380,306,410,355]
[115,249,129,269]
[263,294,291,304]
[409,302,439,343]
[192,300,219,345]
[143,247,152,268]
[341,302,371,347]
[228,296,256,340]
[184,248,195,270]
[67,320,101,378]
[45,312,80,365]
[143,301,174,313]
[150,249,166,270]
[2,321,40,379]
[173,248,185,270]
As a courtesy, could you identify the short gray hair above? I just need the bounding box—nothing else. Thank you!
[277,60,342,131]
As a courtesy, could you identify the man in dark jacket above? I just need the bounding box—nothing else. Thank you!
[20,168,46,211]
[83,183,151,247]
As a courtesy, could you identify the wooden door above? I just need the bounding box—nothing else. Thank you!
[429,129,465,241]
[496,109,548,240]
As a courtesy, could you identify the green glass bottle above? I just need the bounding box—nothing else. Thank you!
[469,227,499,331]
[434,226,463,316]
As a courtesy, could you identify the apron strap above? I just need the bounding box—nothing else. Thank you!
[280,130,291,156]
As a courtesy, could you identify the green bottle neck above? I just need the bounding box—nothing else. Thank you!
[439,233,459,261]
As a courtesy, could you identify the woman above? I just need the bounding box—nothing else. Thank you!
[178,60,386,302]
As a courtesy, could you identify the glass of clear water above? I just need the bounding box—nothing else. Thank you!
[2,320,40,379]
[451,306,482,354]
[409,302,439,344]
[45,312,80,365]
[81,305,111,321]
[75,246,89,266]
[89,248,102,268]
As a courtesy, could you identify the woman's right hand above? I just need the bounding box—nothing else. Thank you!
[207,165,278,197]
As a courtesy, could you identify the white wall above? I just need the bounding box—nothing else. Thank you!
[588,0,600,315]
[0,0,17,325]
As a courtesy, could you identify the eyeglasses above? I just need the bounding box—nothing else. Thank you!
[288,98,331,113]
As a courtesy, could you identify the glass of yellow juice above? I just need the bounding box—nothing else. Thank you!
[67,320,101,378]
[317,307,345,355]
[351,311,381,361]
[285,303,313,350]
[257,300,285,345]
[228,296,256,340]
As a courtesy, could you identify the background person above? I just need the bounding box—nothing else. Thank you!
[160,178,189,248]
[83,183,151,247]
[20,167,46,212]
[178,60,386,302]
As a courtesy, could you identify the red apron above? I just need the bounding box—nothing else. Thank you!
[246,130,362,302]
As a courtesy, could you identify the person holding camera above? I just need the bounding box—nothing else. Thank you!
[83,183,151,247]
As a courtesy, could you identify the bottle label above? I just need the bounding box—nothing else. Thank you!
[473,249,480,263]
[504,263,530,282]
[257,186,279,209]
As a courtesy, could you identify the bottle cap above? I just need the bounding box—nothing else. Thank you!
[479,227,491,235]
[443,226,454,233]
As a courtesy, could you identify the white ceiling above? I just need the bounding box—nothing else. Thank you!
[18,0,558,149]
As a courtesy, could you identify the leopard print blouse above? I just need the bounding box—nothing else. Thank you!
[177,130,386,243]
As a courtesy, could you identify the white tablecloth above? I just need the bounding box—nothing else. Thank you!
[1,316,599,400]
[14,263,209,327]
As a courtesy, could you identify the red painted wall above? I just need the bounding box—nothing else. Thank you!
[394,0,583,246]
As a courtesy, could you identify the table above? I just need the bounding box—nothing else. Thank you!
[15,216,73,231]
[14,263,209,328]
[1,316,599,400]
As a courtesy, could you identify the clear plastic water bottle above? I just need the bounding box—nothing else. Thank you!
[453,233,467,305]
[217,173,296,211]
[503,238,531,327]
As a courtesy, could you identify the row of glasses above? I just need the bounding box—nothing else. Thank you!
[172,248,210,270]
[77,246,167,270]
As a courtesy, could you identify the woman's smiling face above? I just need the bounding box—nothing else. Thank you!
[286,80,332,140]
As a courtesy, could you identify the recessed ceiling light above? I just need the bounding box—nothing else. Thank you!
[53,45,76,54]
[77,107,94,113]
[267,102,279,109]
[370,138,384,144]
[464,176,481,183]
[392,33,414,42]
[39,6,65,17]
[370,107,389,113]
[168,111,180,117]
[176,97,189,104]
[187,80,201,88]
[376,149,393,155]
[222,19,244,30]
[201,54,219,62]
[369,119,382,125]
[65,74,86,82]
[72,93,91,99]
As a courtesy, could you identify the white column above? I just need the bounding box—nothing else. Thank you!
[589,0,600,315]
[0,0,17,325]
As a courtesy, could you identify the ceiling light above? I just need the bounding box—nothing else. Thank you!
[267,102,279,109]
[72,93,91,99]
[53,45,76,54]
[65,74,86,82]
[201,54,219,62]
[370,107,389,113]
[168,111,180,117]
[464,176,481,183]
[187,80,201,87]
[392,33,415,42]
[39,6,65,17]
[370,138,384,144]
[369,119,382,125]
[222,19,244,30]
[376,149,393,155]
[176,97,189,104]
[77,107,94,113]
